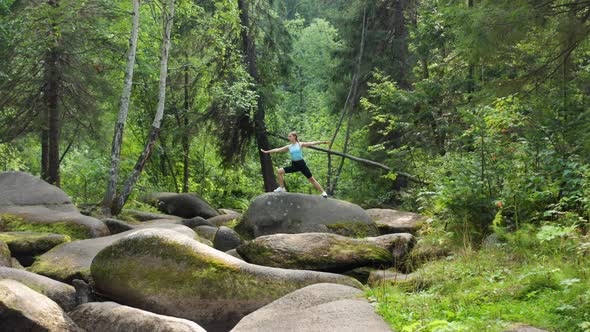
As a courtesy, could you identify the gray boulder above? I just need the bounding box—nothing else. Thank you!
[366,208,426,234]
[69,301,206,332]
[0,241,10,267]
[0,171,109,238]
[503,324,549,332]
[119,209,183,222]
[141,192,219,219]
[103,218,187,235]
[0,279,81,331]
[0,231,69,266]
[231,283,392,332]
[0,267,77,311]
[214,226,242,252]
[237,232,413,272]
[29,224,196,283]
[195,225,218,242]
[207,213,242,227]
[238,193,378,238]
[91,228,361,331]
[183,216,214,228]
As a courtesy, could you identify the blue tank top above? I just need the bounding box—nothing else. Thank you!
[289,143,303,161]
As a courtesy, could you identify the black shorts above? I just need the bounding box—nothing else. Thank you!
[283,159,313,179]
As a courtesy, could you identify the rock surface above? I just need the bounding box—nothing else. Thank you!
[0,240,10,267]
[214,226,242,252]
[142,192,219,219]
[503,324,549,332]
[237,232,414,272]
[238,193,378,238]
[366,208,426,234]
[0,231,69,266]
[91,229,361,331]
[0,267,77,311]
[69,301,206,332]
[231,283,392,332]
[0,171,109,238]
[29,224,196,283]
[195,225,218,241]
[120,209,183,222]
[208,213,242,227]
[0,279,81,331]
[104,218,188,235]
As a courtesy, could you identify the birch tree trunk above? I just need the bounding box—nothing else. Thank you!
[111,0,175,215]
[238,0,278,192]
[104,0,141,212]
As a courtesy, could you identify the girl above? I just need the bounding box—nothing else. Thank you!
[261,131,330,197]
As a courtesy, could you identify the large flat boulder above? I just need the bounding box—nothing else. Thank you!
[238,193,378,238]
[91,229,361,332]
[141,192,219,219]
[119,209,183,222]
[29,224,196,283]
[0,279,81,331]
[231,283,392,332]
[0,231,69,266]
[366,208,426,234]
[69,301,206,332]
[237,233,414,272]
[0,172,109,238]
[0,267,76,311]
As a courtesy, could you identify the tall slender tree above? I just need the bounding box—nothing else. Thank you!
[111,0,175,214]
[104,0,141,213]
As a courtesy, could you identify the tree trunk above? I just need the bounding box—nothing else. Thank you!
[44,4,61,187]
[182,55,190,193]
[104,0,141,211]
[238,0,278,192]
[40,122,49,181]
[111,0,175,215]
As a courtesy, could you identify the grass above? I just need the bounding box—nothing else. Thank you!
[368,227,590,332]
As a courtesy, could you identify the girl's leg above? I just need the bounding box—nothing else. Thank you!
[277,168,286,188]
[308,177,325,193]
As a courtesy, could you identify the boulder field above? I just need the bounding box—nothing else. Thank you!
[91,228,362,331]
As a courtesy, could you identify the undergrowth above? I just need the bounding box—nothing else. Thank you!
[368,226,590,332]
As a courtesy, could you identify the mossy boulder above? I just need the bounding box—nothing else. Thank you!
[236,233,414,272]
[231,283,392,332]
[91,229,361,331]
[0,279,81,331]
[141,192,219,219]
[0,267,76,311]
[0,172,109,238]
[0,231,70,266]
[0,240,10,267]
[69,302,206,332]
[103,218,188,235]
[367,269,431,291]
[207,213,242,227]
[29,224,196,283]
[366,208,426,234]
[238,193,378,238]
[119,209,183,222]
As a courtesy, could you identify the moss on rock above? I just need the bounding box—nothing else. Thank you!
[0,214,91,240]
[91,229,361,331]
[326,222,379,238]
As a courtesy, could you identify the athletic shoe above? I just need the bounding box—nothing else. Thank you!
[273,187,285,193]
[322,191,328,198]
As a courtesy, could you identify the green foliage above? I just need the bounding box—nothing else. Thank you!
[369,227,590,331]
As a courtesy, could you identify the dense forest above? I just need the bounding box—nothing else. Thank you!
[1,0,590,331]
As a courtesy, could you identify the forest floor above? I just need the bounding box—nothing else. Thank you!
[368,227,590,332]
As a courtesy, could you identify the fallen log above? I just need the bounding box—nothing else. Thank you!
[268,133,426,185]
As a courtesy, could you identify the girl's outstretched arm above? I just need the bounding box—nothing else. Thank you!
[261,145,289,154]
[300,140,330,148]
